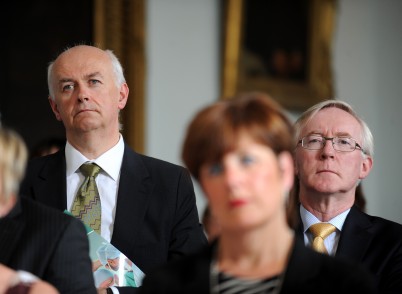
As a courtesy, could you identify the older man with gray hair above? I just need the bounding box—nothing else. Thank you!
[293,99,402,293]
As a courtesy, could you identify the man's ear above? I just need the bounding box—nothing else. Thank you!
[359,155,373,179]
[118,83,129,110]
[48,97,62,121]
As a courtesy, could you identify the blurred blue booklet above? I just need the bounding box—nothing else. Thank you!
[64,210,145,288]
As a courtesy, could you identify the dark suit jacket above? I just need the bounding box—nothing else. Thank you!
[20,145,208,293]
[138,238,377,294]
[0,197,96,294]
[296,205,402,293]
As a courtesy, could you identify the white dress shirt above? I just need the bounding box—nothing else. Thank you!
[66,135,124,243]
[300,204,350,256]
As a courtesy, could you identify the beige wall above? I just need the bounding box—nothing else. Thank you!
[145,0,402,224]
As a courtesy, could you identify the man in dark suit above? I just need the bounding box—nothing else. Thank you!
[20,45,207,294]
[0,127,96,294]
[293,99,402,293]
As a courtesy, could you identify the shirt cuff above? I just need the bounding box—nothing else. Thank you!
[15,271,39,285]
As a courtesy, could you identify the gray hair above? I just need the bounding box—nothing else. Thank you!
[0,127,28,202]
[294,100,374,157]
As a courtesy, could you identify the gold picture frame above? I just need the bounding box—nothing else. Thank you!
[94,0,146,153]
[221,0,337,111]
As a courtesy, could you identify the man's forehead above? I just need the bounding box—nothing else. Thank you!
[58,45,106,59]
[55,47,109,67]
[53,57,111,79]
[303,108,362,136]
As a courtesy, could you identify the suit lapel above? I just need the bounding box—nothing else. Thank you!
[296,204,373,262]
[0,199,24,264]
[111,146,152,256]
[36,151,67,210]
[336,206,373,261]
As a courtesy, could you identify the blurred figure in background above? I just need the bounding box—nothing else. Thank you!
[0,126,95,294]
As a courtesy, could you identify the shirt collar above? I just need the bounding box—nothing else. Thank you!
[300,204,350,233]
[65,135,125,181]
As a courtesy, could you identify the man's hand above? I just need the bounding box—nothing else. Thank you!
[29,281,58,294]
[97,288,107,294]
[0,264,59,294]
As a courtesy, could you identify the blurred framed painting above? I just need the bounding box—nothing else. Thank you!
[94,0,146,152]
[220,0,336,111]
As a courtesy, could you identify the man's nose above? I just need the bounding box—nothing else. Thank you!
[320,139,335,159]
[77,86,90,102]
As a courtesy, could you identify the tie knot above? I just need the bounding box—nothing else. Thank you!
[80,163,101,178]
[309,223,336,239]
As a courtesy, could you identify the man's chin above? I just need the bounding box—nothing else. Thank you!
[314,185,339,194]
[73,122,100,133]
[307,181,338,194]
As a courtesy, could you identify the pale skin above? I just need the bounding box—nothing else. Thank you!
[92,260,102,272]
[199,133,295,279]
[0,172,16,218]
[0,264,59,294]
[23,281,59,294]
[0,194,16,218]
[294,107,373,221]
[48,45,129,160]
[0,264,17,294]
[107,258,120,271]
[98,277,114,289]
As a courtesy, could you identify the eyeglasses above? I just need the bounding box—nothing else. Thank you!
[298,135,365,153]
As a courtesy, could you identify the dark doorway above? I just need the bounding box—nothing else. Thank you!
[0,0,93,155]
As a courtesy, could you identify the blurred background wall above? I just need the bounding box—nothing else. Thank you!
[145,0,402,224]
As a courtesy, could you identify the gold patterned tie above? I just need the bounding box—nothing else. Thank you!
[71,163,102,233]
[309,223,336,254]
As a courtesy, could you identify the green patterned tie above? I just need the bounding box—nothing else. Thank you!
[71,163,102,233]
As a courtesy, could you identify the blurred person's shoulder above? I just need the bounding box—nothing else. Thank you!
[19,196,85,231]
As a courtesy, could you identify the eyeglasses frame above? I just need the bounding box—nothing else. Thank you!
[297,135,365,153]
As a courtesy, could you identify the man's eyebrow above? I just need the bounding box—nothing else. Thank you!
[306,131,323,136]
[85,72,104,79]
[334,131,352,137]
[59,78,74,83]
[305,131,353,137]
[57,72,104,84]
